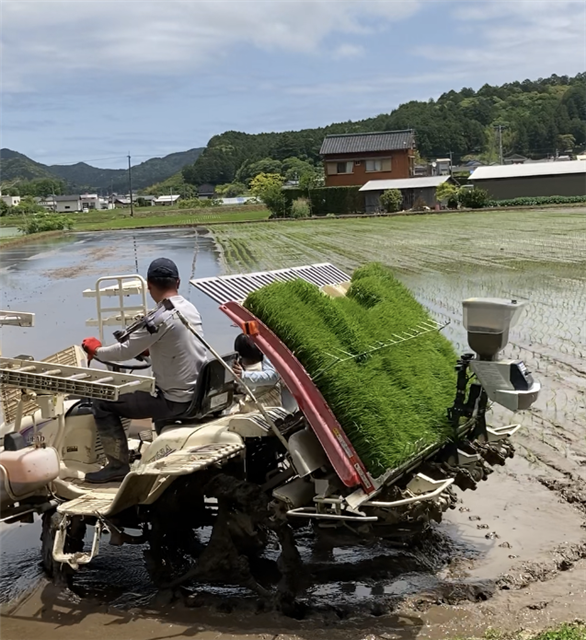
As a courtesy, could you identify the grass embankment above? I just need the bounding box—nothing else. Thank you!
[73,205,269,231]
[245,263,457,476]
[0,230,66,248]
[0,205,269,233]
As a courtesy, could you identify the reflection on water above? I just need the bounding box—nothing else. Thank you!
[0,228,238,359]
[0,227,21,238]
[0,521,44,603]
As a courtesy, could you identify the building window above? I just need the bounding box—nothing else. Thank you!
[336,161,353,174]
[366,158,392,172]
[64,205,70,209]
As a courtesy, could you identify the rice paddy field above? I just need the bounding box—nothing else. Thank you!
[2,207,585,640]
[214,208,586,460]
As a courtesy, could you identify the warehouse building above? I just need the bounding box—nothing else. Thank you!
[359,176,454,212]
[469,161,586,200]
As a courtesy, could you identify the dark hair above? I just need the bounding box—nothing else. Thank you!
[234,334,263,363]
[147,276,179,290]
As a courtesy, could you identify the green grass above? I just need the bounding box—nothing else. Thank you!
[245,262,458,476]
[466,624,586,640]
[534,624,586,640]
[73,205,269,230]
[0,205,270,231]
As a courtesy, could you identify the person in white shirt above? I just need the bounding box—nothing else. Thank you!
[81,257,206,484]
[232,334,297,412]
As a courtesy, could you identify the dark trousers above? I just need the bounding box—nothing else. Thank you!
[93,391,191,441]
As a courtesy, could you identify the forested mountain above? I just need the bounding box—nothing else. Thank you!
[183,73,586,187]
[0,150,58,182]
[0,147,204,194]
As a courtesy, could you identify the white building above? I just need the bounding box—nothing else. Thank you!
[79,193,101,210]
[0,195,21,207]
[154,194,181,206]
[53,195,82,213]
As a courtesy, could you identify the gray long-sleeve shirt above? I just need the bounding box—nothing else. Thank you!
[96,295,207,403]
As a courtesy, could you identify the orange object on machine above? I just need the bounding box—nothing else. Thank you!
[242,321,259,336]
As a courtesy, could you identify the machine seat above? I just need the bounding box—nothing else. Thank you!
[154,353,237,433]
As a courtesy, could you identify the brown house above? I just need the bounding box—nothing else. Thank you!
[320,130,416,187]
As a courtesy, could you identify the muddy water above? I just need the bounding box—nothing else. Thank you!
[0,228,237,359]
[1,228,586,640]
[0,228,239,601]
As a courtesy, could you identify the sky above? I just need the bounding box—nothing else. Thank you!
[1,0,585,169]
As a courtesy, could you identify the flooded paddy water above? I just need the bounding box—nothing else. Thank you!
[1,209,586,639]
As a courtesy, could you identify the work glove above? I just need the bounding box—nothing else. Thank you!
[82,337,102,362]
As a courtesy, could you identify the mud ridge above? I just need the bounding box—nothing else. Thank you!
[538,477,586,514]
[497,541,586,591]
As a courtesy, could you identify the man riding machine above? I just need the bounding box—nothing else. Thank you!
[81,257,206,484]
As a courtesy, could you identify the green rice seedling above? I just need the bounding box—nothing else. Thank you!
[244,263,458,476]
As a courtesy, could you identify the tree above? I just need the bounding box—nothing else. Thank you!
[458,187,489,209]
[436,182,459,208]
[28,179,65,197]
[298,168,324,192]
[236,158,283,185]
[0,200,9,217]
[14,195,46,215]
[281,157,316,182]
[379,189,403,213]
[557,134,575,152]
[215,182,247,197]
[18,215,73,235]
[250,173,288,217]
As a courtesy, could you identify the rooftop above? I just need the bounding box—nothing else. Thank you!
[154,194,181,202]
[359,176,451,192]
[320,130,415,156]
[470,160,586,181]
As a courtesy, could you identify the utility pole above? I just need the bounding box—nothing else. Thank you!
[127,154,134,217]
[449,151,453,178]
[495,125,505,165]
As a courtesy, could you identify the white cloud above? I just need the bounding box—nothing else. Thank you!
[286,71,466,96]
[419,0,586,81]
[333,44,365,59]
[1,0,422,92]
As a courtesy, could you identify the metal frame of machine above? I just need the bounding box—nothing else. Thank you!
[0,264,541,596]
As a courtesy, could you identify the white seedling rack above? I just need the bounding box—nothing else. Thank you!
[191,263,351,305]
[0,311,35,327]
[0,310,35,358]
[0,357,155,403]
[83,275,149,343]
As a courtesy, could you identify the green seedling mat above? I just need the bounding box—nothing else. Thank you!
[244,263,458,477]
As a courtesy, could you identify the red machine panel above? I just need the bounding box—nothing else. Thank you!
[221,301,375,493]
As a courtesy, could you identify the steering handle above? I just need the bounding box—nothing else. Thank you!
[93,356,152,371]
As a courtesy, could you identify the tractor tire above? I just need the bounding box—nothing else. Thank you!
[41,510,86,587]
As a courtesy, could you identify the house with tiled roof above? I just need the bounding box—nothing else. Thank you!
[320,130,416,187]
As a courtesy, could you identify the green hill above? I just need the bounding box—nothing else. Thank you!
[0,151,57,182]
[182,72,586,186]
[0,147,204,193]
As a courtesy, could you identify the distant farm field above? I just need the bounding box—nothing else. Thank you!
[214,207,586,443]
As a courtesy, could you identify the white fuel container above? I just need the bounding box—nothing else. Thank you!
[0,446,59,508]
